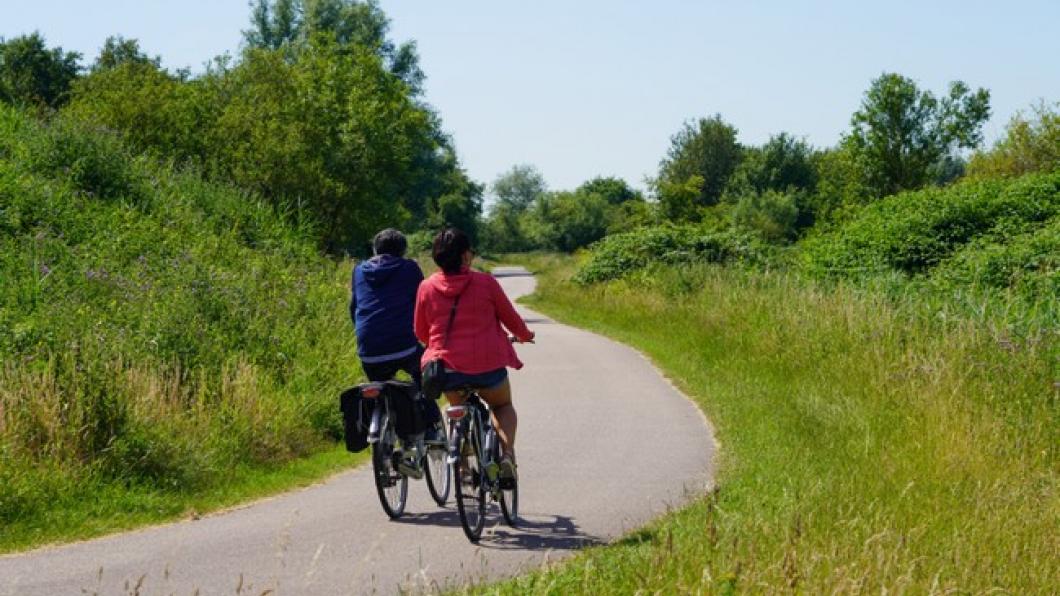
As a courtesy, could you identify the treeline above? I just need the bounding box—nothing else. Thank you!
[0,0,481,254]
[472,70,1058,262]
[481,74,1059,263]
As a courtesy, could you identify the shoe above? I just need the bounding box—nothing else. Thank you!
[395,449,423,479]
[498,454,517,481]
[484,460,500,482]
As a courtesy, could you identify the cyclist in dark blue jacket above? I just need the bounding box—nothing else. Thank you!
[351,229,423,373]
[351,229,444,466]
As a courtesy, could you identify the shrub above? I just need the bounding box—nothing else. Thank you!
[574,225,768,284]
[800,171,1060,276]
[933,216,1060,299]
[730,189,800,243]
[25,114,147,204]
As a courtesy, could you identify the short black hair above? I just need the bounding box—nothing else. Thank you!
[432,227,471,274]
[373,228,407,257]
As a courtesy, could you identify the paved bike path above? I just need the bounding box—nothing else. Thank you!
[0,267,715,595]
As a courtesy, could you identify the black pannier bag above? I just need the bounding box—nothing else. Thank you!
[339,381,427,453]
[339,386,372,453]
[386,381,427,439]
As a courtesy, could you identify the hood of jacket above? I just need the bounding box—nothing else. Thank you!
[360,255,405,286]
[427,267,473,298]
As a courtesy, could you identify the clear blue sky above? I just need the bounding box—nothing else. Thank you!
[5,1,1060,192]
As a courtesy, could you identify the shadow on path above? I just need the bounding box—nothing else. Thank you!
[491,270,534,279]
[394,511,599,552]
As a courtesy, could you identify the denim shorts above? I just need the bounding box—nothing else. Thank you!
[442,367,508,391]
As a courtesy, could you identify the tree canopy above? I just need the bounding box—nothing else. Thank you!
[244,0,423,93]
[656,115,742,219]
[491,164,547,214]
[577,176,643,205]
[968,101,1060,179]
[0,33,81,108]
[845,73,990,197]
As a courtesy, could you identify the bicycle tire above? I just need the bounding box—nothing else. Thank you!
[424,443,451,506]
[371,414,407,519]
[453,419,486,542]
[497,436,518,526]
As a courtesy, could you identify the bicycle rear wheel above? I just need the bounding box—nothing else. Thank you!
[371,420,407,519]
[453,420,486,542]
[424,444,450,505]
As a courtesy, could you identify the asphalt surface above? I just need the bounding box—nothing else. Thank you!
[0,266,715,595]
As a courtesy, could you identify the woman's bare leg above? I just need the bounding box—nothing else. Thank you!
[477,379,517,457]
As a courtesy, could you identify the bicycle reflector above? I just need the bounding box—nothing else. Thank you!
[446,405,467,420]
[361,384,382,399]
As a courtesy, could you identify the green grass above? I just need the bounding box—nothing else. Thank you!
[478,254,1058,594]
[0,104,371,552]
[0,446,366,553]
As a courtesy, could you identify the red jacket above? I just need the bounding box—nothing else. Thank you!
[415,269,533,374]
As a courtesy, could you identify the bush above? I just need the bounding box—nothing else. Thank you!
[25,114,147,204]
[730,189,800,243]
[574,224,768,284]
[933,216,1060,299]
[800,171,1060,276]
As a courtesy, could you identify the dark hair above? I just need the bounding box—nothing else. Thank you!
[432,227,471,274]
[372,228,407,257]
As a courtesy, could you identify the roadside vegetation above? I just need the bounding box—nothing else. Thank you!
[0,104,369,551]
[480,248,1056,593]
[2,0,1057,588]
[472,87,1058,594]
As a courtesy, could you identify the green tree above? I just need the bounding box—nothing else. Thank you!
[656,115,742,218]
[968,101,1060,178]
[655,174,705,222]
[522,190,610,252]
[481,203,530,253]
[846,73,990,197]
[244,0,423,92]
[0,33,81,108]
[66,58,207,161]
[209,37,438,251]
[806,145,872,223]
[577,176,642,205]
[425,165,484,245]
[726,133,817,197]
[731,189,800,243]
[91,36,161,72]
[724,133,818,231]
[491,164,547,213]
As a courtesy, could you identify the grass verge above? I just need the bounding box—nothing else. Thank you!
[0,445,366,554]
[476,254,1057,594]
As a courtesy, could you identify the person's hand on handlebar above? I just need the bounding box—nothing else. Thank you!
[510,330,535,343]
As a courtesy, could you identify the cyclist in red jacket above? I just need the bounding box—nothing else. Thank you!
[414,228,534,479]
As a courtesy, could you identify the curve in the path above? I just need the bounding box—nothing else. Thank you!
[0,266,715,595]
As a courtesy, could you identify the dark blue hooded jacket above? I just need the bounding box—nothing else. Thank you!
[350,255,424,362]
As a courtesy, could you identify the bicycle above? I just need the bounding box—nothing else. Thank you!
[360,380,451,519]
[446,386,518,542]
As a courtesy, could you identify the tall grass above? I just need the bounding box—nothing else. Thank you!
[0,105,364,551]
[483,255,1058,594]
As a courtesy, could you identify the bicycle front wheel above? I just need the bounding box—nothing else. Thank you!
[453,421,486,542]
